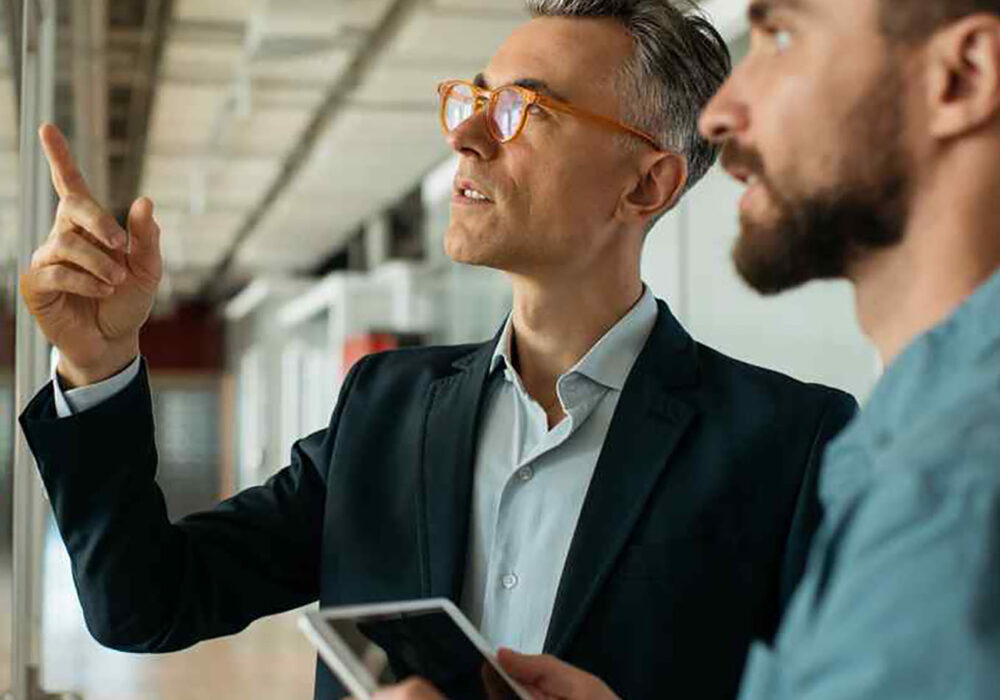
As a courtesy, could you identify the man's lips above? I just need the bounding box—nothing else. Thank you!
[726,165,753,184]
[738,173,772,215]
[453,178,494,204]
[720,143,766,188]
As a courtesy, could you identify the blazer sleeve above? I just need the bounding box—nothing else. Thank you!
[777,389,859,625]
[18,357,365,653]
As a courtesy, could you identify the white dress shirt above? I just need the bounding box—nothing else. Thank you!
[52,354,141,417]
[50,288,659,655]
[459,287,657,653]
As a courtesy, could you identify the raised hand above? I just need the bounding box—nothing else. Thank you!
[20,123,163,387]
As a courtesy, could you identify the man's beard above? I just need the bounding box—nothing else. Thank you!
[724,66,911,296]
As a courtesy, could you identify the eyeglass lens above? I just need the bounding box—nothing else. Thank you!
[443,84,527,143]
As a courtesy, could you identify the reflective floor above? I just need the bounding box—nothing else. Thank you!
[38,523,317,700]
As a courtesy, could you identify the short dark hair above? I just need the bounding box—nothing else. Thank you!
[880,0,1000,41]
[524,0,731,194]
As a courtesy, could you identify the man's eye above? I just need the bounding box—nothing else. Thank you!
[773,29,792,52]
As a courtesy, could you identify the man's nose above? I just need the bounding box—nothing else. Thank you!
[446,109,499,161]
[699,83,749,145]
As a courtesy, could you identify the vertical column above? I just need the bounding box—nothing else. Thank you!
[11,0,54,698]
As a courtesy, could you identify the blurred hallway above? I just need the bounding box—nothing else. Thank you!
[39,523,315,700]
[1,1,882,698]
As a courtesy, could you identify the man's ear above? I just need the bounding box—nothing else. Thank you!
[925,14,1000,139]
[620,151,689,225]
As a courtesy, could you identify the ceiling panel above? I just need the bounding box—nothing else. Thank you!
[249,108,445,212]
[259,0,395,37]
[238,110,448,269]
[236,192,378,270]
[148,84,228,152]
[249,48,353,85]
[173,0,253,23]
[142,154,283,209]
[352,61,473,107]
[148,84,316,157]
[163,39,243,83]
[156,207,245,268]
[222,106,316,157]
[390,10,525,64]
[248,83,328,110]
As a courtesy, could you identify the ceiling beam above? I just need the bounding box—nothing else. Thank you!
[71,0,110,203]
[113,0,172,215]
[200,0,425,301]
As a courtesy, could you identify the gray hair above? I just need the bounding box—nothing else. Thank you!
[524,0,731,195]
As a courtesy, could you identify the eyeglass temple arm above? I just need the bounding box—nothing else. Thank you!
[539,97,664,151]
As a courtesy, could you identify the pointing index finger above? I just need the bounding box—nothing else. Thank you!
[39,123,93,200]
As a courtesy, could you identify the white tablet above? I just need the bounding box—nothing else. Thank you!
[299,598,533,700]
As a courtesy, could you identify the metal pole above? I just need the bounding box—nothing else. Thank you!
[11,0,56,698]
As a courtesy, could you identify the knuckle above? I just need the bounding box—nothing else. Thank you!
[61,192,83,212]
[53,228,79,252]
[98,212,117,232]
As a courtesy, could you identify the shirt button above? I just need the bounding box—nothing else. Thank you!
[501,573,519,590]
[517,466,534,483]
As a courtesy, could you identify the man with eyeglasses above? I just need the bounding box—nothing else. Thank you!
[378,0,1000,698]
[19,2,856,699]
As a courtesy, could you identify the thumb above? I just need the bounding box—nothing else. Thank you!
[127,197,162,274]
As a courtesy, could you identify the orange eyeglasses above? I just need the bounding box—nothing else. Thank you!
[437,79,664,151]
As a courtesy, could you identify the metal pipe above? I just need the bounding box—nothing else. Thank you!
[12,0,54,697]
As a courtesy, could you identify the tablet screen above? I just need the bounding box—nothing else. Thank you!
[323,608,520,700]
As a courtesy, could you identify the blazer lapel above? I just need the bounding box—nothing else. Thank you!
[545,301,700,654]
[419,338,497,601]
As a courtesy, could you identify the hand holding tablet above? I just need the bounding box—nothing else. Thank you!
[299,599,532,700]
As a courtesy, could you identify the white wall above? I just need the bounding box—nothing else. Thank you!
[642,163,878,402]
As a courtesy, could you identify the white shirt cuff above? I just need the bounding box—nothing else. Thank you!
[52,356,142,418]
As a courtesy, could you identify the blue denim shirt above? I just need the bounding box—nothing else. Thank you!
[739,268,1000,699]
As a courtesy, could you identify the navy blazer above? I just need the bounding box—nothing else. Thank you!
[20,300,857,700]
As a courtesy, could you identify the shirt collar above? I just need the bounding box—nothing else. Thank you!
[490,286,658,392]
